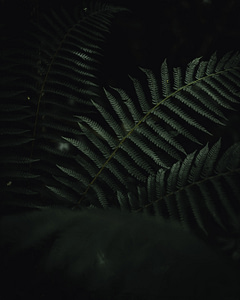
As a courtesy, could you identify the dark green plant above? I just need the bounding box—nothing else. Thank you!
[1,0,240,241]
[1,2,129,208]
[1,2,240,298]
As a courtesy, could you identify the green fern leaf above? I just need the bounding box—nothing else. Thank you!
[132,141,240,235]
[62,52,240,207]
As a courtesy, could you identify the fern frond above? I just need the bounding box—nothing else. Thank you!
[1,3,127,205]
[132,140,240,235]
[61,52,240,208]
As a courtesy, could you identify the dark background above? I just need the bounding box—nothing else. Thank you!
[1,0,240,86]
[1,0,240,145]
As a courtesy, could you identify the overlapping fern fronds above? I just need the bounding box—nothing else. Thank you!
[118,140,240,236]
[1,2,240,244]
[53,52,240,210]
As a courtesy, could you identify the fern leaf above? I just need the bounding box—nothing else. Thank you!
[1,3,127,204]
[59,52,240,207]
[132,141,240,235]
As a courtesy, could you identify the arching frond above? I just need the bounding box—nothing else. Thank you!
[1,3,128,205]
[59,52,240,208]
[128,141,240,236]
